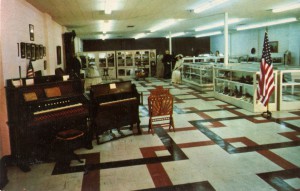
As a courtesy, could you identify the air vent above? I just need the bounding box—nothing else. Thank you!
[127,25,134,28]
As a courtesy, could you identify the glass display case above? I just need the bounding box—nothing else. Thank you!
[117,49,156,79]
[278,69,300,110]
[182,62,214,89]
[213,66,278,113]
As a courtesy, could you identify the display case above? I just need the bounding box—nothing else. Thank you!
[182,62,214,89]
[183,55,224,64]
[79,51,116,79]
[213,66,278,113]
[98,51,116,79]
[116,49,156,79]
[278,69,300,111]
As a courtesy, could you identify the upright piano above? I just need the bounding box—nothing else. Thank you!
[5,76,91,171]
[90,81,141,144]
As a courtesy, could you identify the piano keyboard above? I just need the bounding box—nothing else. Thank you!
[99,97,137,106]
[34,103,83,115]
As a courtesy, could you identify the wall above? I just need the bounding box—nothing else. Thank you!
[82,37,210,57]
[0,0,65,157]
[210,22,300,65]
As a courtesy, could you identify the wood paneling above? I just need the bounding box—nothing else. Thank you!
[82,37,210,57]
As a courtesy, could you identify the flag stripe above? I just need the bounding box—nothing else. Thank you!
[27,60,35,78]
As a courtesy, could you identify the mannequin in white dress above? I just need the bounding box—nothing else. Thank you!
[171,54,183,84]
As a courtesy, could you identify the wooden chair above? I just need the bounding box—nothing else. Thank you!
[148,86,175,134]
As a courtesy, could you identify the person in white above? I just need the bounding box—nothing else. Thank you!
[171,54,184,84]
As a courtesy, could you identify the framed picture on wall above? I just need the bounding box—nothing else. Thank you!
[29,24,34,41]
[31,44,36,61]
[35,45,40,60]
[269,41,278,53]
[43,46,46,57]
[20,42,26,58]
[26,43,31,59]
[57,46,61,65]
[39,45,43,59]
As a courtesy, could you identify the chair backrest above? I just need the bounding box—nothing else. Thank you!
[148,86,173,117]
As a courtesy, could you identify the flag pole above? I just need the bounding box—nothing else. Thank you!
[262,103,272,119]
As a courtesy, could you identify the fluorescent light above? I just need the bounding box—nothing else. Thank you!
[105,0,118,14]
[98,34,107,40]
[195,31,222,38]
[134,33,146,39]
[150,19,177,32]
[272,3,300,13]
[194,0,229,13]
[97,20,112,34]
[195,18,240,32]
[236,18,297,31]
[166,32,185,38]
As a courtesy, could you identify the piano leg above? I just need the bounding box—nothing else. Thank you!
[84,118,93,150]
[17,161,31,172]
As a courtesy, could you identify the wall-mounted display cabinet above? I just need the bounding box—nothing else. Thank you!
[79,49,157,79]
[213,66,278,113]
[116,49,156,79]
[79,51,116,79]
[278,69,300,111]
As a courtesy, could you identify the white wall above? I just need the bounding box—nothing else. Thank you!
[210,22,300,65]
[1,0,66,80]
[0,0,66,156]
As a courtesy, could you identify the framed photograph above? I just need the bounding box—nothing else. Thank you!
[269,41,278,53]
[39,45,43,59]
[26,43,31,59]
[29,24,34,41]
[56,46,61,65]
[35,45,40,60]
[31,44,36,61]
[20,42,26,58]
[43,46,46,57]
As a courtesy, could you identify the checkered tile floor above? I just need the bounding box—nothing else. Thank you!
[5,78,300,191]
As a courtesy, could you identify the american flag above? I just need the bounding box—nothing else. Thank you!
[26,60,35,78]
[257,31,274,106]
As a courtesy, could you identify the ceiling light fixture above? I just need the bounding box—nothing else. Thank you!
[98,34,107,40]
[166,32,185,38]
[150,19,177,32]
[272,3,300,13]
[134,33,147,39]
[195,18,240,32]
[105,0,114,14]
[98,20,112,34]
[236,17,297,31]
[194,0,229,13]
[195,31,222,38]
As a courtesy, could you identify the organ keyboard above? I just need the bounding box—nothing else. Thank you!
[6,76,91,171]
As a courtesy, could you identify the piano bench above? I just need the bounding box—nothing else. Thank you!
[55,129,85,164]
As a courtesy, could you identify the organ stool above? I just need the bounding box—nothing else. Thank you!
[55,129,85,164]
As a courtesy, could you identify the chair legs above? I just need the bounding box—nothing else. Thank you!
[148,116,175,134]
[169,117,175,132]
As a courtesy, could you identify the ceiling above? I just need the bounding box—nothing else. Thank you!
[26,0,300,40]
